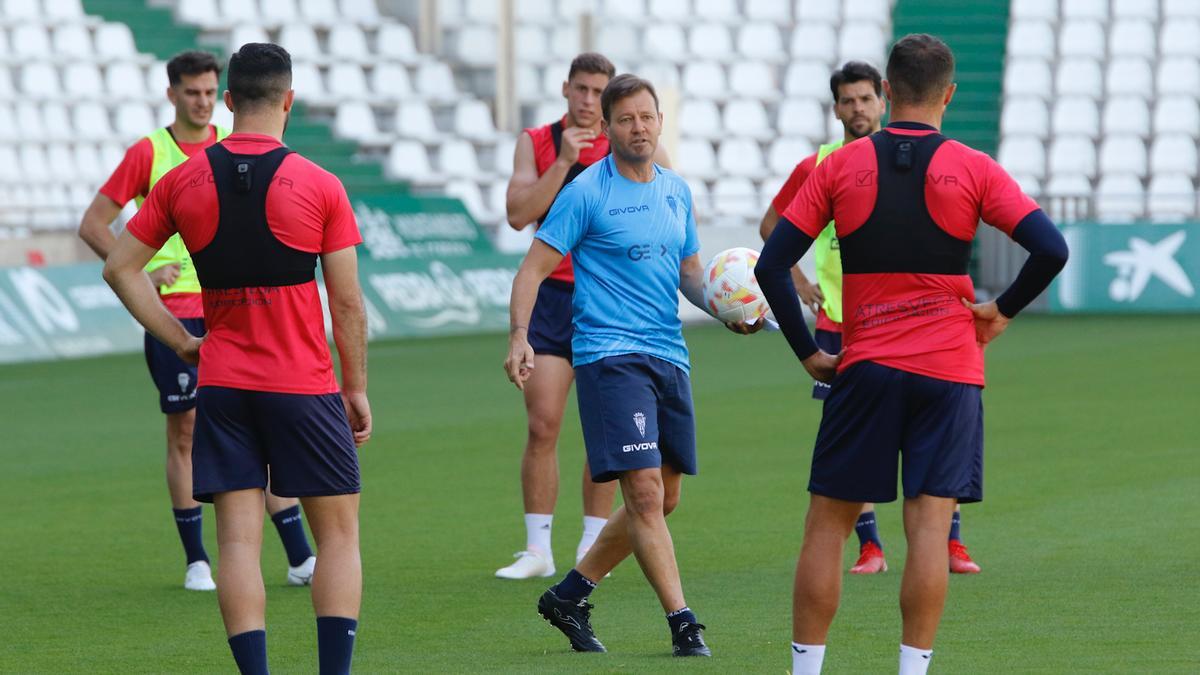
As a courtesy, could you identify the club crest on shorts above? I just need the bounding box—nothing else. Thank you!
[177,372,191,392]
[634,411,646,438]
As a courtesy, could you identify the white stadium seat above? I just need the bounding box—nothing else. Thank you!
[333,101,380,142]
[1164,0,1200,18]
[695,0,738,22]
[1049,135,1097,178]
[73,143,104,181]
[63,63,104,98]
[1109,20,1156,59]
[1154,96,1200,136]
[219,0,258,23]
[1102,96,1150,137]
[844,0,890,24]
[1052,97,1100,137]
[728,62,777,100]
[177,0,221,28]
[1059,20,1105,59]
[416,62,458,101]
[689,24,733,61]
[778,97,828,140]
[94,23,138,61]
[768,137,814,176]
[1004,59,1052,97]
[114,102,154,139]
[1056,58,1102,98]
[53,24,93,58]
[644,25,687,63]
[678,139,718,180]
[0,105,15,142]
[145,62,168,96]
[1157,58,1200,96]
[1113,0,1157,21]
[291,62,326,97]
[549,24,581,60]
[682,62,728,100]
[329,24,371,62]
[455,26,496,67]
[444,179,493,224]
[1007,21,1056,59]
[1149,135,1198,177]
[713,177,760,218]
[600,0,647,21]
[259,0,300,27]
[737,23,785,63]
[278,24,322,61]
[48,144,78,182]
[1099,135,1147,177]
[492,135,516,173]
[376,23,419,64]
[439,139,488,180]
[326,63,369,99]
[790,24,837,63]
[717,138,766,179]
[73,102,113,140]
[785,63,833,99]
[1161,19,1200,57]
[21,63,62,100]
[723,99,773,141]
[1105,58,1153,97]
[42,103,72,141]
[106,62,147,99]
[340,0,382,24]
[44,0,86,22]
[513,26,551,64]
[395,101,442,142]
[19,146,51,182]
[229,25,270,53]
[454,100,498,142]
[1147,174,1196,221]
[12,25,53,60]
[838,23,886,65]
[1046,173,1093,198]
[649,0,689,21]
[300,0,340,26]
[1063,0,1108,21]
[746,0,790,23]
[15,103,48,141]
[0,68,13,99]
[1002,97,1050,138]
[1011,0,1057,21]
[795,0,839,23]
[515,0,554,24]
[371,63,412,100]
[1095,174,1145,221]
[679,100,722,140]
[998,136,1047,179]
[3,0,41,21]
[386,140,440,184]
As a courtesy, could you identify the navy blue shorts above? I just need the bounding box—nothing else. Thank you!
[528,279,573,360]
[809,361,984,504]
[191,386,360,503]
[811,329,843,400]
[144,317,205,414]
[575,354,697,483]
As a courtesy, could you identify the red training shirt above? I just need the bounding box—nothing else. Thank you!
[771,151,840,333]
[99,125,220,319]
[526,116,611,284]
[781,125,1039,386]
[127,133,363,395]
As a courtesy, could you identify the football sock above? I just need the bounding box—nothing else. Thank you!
[854,510,883,549]
[791,643,826,675]
[899,644,933,675]
[227,629,268,675]
[577,516,607,555]
[270,505,314,567]
[553,568,597,602]
[949,510,962,542]
[666,607,697,634]
[173,506,208,565]
[525,513,553,554]
[316,616,357,675]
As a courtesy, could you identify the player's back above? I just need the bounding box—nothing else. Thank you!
[127,133,362,395]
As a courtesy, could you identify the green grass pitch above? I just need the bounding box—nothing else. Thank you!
[1,316,1197,673]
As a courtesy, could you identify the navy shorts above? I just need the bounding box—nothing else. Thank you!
[191,386,360,503]
[811,329,843,400]
[144,317,205,414]
[575,354,697,483]
[809,361,984,504]
[528,279,573,360]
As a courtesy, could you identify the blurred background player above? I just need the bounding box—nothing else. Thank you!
[103,43,371,675]
[757,34,1067,674]
[507,74,758,658]
[499,52,671,579]
[77,50,316,592]
[758,61,980,577]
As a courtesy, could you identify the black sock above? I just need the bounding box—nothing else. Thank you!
[227,630,268,675]
[270,505,314,567]
[666,607,698,634]
[949,510,962,542]
[316,616,358,675]
[553,569,598,602]
[854,510,883,549]
[173,506,208,565]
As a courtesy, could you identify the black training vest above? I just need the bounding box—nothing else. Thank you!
[839,130,973,276]
[536,120,593,225]
[191,144,318,289]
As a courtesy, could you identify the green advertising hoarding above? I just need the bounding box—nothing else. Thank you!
[1052,222,1198,313]
[352,194,496,261]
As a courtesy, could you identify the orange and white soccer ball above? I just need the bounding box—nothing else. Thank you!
[702,247,769,324]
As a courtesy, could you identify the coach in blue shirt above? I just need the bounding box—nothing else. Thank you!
[505,74,760,658]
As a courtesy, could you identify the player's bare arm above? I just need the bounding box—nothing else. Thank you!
[679,253,764,335]
[77,193,125,261]
[103,230,202,364]
[506,130,593,229]
[505,240,565,389]
[323,246,371,446]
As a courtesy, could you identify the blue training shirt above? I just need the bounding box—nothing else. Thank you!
[535,154,701,372]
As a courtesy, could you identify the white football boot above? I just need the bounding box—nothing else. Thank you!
[287,555,317,586]
[184,561,217,591]
[495,549,555,579]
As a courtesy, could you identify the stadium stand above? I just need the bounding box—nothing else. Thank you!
[1000,0,1200,222]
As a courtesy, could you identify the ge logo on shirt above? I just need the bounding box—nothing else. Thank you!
[628,244,670,261]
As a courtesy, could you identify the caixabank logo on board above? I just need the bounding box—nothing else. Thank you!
[1055,223,1198,312]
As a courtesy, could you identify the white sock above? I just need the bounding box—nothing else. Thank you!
[899,644,933,675]
[577,516,607,554]
[791,642,825,675]
[524,513,553,555]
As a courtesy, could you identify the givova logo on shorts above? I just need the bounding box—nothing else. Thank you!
[623,412,656,453]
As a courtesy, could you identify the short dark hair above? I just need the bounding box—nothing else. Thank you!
[227,43,292,111]
[886,33,955,105]
[166,50,221,86]
[830,61,883,102]
[601,74,659,122]
[567,52,616,81]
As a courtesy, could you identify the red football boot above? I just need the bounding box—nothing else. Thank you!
[849,541,888,574]
[949,540,981,574]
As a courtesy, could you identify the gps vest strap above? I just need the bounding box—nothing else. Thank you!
[537,120,590,225]
[813,140,844,322]
[138,125,230,296]
[191,144,317,289]
[840,131,971,275]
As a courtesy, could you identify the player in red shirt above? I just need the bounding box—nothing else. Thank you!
[757,35,1067,674]
[498,53,672,579]
[103,44,370,675]
[760,62,982,577]
[78,50,316,592]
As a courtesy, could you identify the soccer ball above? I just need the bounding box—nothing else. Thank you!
[702,247,769,324]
